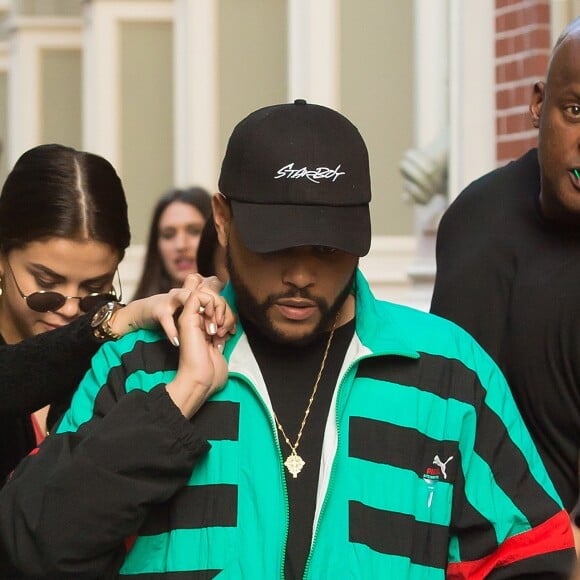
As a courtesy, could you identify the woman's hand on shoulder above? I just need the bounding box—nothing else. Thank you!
[165,285,231,418]
[108,273,235,348]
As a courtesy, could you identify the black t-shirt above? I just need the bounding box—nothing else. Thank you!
[431,148,580,511]
[243,317,355,579]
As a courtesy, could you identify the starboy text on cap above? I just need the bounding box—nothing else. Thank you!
[274,163,346,183]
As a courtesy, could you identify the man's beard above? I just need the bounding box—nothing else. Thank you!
[226,246,356,346]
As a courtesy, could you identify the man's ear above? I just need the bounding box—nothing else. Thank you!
[212,194,231,248]
[530,81,545,128]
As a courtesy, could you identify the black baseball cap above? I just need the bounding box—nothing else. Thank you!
[218,99,371,256]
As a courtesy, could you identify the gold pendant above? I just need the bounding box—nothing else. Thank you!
[284,451,305,478]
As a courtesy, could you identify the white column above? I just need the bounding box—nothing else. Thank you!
[173,0,218,192]
[287,0,339,108]
[550,0,574,44]
[81,0,173,170]
[405,0,495,311]
[413,0,449,150]
[448,0,495,201]
[404,0,449,311]
[0,41,7,74]
[6,15,82,166]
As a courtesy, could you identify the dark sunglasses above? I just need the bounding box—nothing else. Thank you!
[5,259,122,313]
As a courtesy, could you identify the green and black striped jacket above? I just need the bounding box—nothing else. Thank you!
[0,270,574,579]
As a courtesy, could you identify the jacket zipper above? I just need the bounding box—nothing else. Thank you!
[301,357,357,579]
[302,350,410,579]
[229,371,290,579]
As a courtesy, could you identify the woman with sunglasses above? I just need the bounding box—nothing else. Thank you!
[0,144,231,488]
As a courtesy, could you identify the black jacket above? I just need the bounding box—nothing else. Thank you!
[0,314,102,485]
[0,314,105,579]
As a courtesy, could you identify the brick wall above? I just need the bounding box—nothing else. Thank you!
[495,0,551,164]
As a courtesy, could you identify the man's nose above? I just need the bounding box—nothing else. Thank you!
[281,248,317,288]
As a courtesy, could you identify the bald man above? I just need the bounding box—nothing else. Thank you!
[431,18,580,552]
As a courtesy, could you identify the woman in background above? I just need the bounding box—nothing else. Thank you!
[0,144,232,489]
[132,186,212,299]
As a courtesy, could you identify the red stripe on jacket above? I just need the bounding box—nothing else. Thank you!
[124,535,137,553]
[446,510,574,579]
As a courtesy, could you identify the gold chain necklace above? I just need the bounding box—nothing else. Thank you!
[274,315,338,478]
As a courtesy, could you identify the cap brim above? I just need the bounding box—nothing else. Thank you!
[230,201,371,257]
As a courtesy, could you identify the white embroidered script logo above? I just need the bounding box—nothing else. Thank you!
[274,162,346,183]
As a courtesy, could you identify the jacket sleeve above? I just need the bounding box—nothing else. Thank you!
[0,337,209,580]
[0,314,101,414]
[445,341,575,579]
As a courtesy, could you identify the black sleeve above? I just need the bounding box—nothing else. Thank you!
[0,386,209,580]
[430,151,540,365]
[0,314,101,414]
[430,184,514,363]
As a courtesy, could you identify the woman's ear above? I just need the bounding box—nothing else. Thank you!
[212,194,231,248]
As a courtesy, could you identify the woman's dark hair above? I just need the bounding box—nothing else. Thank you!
[0,144,130,258]
[196,213,220,278]
[132,186,212,300]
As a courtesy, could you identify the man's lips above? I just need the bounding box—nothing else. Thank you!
[568,169,580,190]
[274,300,318,321]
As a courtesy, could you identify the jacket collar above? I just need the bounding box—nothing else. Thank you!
[222,268,419,361]
[352,269,419,359]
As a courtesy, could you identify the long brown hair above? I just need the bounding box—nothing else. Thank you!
[132,186,212,300]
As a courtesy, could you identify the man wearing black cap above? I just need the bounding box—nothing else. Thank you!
[0,101,575,578]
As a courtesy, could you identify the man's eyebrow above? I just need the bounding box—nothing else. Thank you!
[558,87,580,100]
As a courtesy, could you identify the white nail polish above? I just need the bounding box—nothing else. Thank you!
[172,336,180,347]
[209,323,217,335]
[198,306,205,314]
[217,342,224,352]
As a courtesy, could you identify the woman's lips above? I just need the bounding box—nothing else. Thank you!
[41,321,65,331]
[174,257,195,271]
